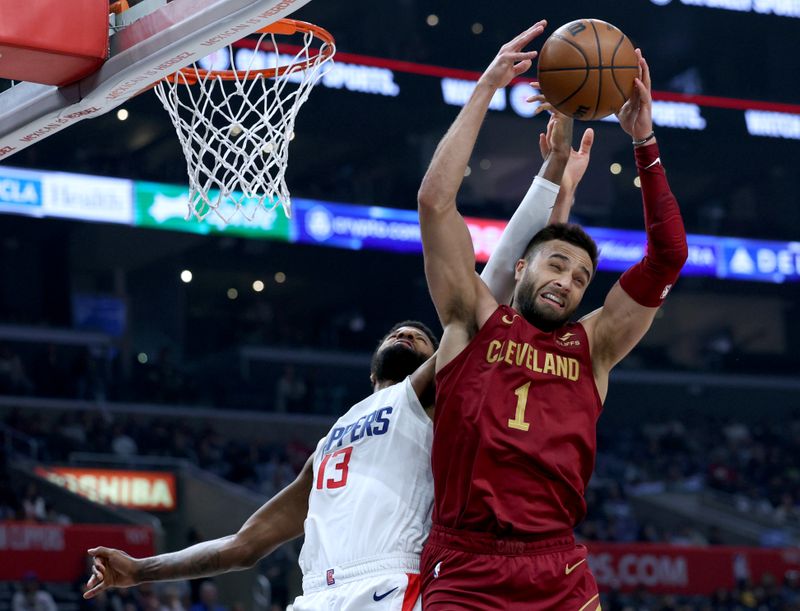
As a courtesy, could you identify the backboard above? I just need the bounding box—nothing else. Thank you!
[0,0,313,159]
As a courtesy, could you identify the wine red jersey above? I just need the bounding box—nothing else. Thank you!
[432,305,603,536]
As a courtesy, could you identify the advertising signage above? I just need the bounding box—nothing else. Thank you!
[0,166,797,284]
[134,181,292,241]
[293,198,422,253]
[36,466,178,512]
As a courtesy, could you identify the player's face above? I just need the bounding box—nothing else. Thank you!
[513,240,593,330]
[371,326,435,383]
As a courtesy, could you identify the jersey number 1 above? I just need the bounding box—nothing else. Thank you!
[316,447,353,489]
[507,381,532,431]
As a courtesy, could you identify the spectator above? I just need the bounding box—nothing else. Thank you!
[189,582,226,611]
[273,365,307,412]
[12,572,57,611]
[0,344,34,395]
[21,482,46,522]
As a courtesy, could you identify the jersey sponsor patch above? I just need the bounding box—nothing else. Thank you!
[326,568,335,586]
[556,332,581,348]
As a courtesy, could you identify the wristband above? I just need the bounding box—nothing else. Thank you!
[632,131,655,146]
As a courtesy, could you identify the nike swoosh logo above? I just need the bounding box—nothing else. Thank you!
[501,314,519,325]
[565,558,586,575]
[373,587,398,601]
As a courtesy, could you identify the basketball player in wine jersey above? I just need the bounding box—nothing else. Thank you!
[417,22,688,611]
[81,107,593,610]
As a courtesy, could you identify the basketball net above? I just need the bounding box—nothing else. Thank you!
[154,20,335,222]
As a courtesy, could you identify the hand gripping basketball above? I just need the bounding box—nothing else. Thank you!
[478,21,547,90]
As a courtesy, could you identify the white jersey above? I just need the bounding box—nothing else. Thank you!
[298,377,433,593]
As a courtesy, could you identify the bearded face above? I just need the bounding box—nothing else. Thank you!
[513,240,593,331]
[370,326,435,384]
[515,272,574,331]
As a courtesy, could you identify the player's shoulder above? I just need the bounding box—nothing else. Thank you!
[340,378,412,417]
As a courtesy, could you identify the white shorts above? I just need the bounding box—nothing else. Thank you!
[291,572,421,611]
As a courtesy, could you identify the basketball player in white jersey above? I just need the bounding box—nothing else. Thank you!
[82,109,593,611]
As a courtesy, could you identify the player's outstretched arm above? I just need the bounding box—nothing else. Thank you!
[84,456,313,598]
[582,50,687,394]
[542,126,594,225]
[419,21,547,357]
[480,109,575,304]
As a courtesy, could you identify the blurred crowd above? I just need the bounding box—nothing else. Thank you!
[602,572,800,610]
[3,405,800,609]
[3,404,800,544]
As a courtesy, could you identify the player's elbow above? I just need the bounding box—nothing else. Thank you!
[417,181,451,216]
[229,534,266,570]
[663,239,689,270]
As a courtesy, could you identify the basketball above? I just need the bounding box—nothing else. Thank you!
[537,19,638,121]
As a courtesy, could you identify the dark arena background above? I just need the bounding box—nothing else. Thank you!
[1,1,799,610]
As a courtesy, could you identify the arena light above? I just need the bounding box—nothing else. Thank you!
[426,14,439,26]
[274,272,286,283]
[180,269,192,283]
[252,279,265,292]
[471,22,484,34]
[116,108,129,121]
[227,288,238,300]
[610,163,622,175]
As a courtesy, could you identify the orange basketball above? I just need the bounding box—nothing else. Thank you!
[537,19,638,121]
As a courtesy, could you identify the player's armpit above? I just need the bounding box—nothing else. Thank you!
[410,355,436,410]
[582,281,659,380]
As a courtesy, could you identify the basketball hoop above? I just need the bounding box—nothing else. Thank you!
[154,19,335,222]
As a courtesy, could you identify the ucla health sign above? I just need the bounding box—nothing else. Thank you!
[0,167,43,213]
[0,166,132,223]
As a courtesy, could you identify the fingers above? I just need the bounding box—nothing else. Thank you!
[92,565,104,581]
[578,128,595,154]
[538,133,548,160]
[84,564,106,599]
[636,48,652,90]
[84,580,108,600]
[512,59,533,77]
[545,116,555,142]
[633,78,650,104]
[88,547,109,557]
[506,50,538,63]
[506,20,547,50]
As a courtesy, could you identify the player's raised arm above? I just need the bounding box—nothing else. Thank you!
[480,110,578,305]
[582,50,688,392]
[84,455,314,598]
[418,21,548,342]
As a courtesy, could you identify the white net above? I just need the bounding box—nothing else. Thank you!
[154,22,335,222]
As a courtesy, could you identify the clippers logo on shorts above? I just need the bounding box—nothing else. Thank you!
[326,568,335,586]
[321,406,393,453]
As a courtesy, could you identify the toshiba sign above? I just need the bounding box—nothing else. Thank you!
[36,466,177,511]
